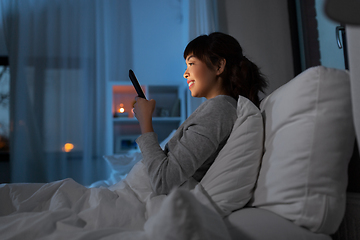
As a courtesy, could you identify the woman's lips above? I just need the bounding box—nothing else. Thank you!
[187,80,194,89]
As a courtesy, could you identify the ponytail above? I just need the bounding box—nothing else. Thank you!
[228,56,267,108]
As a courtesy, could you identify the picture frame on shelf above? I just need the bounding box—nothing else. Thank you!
[114,135,140,153]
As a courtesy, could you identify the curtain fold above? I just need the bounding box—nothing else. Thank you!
[0,0,132,185]
[189,0,219,40]
[182,0,219,116]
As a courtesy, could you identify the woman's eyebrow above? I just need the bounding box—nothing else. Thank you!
[186,55,194,61]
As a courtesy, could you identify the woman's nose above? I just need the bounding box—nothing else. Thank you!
[183,69,189,79]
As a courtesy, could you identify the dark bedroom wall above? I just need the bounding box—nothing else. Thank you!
[218,0,295,96]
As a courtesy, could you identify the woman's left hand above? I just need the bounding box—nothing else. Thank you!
[133,97,156,134]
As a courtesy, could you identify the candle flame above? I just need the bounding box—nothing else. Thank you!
[63,143,74,152]
[118,103,125,113]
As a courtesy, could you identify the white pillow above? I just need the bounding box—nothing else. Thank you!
[200,95,264,216]
[87,152,143,188]
[89,130,177,188]
[225,208,331,240]
[250,66,355,234]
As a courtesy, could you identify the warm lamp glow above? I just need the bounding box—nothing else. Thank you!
[63,143,74,152]
[118,103,125,113]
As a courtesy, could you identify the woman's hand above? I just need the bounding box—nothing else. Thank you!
[133,97,156,134]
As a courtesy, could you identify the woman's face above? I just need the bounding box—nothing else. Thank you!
[183,54,223,99]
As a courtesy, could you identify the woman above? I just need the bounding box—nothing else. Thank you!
[134,32,267,195]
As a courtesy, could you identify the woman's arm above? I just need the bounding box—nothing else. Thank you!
[136,96,237,195]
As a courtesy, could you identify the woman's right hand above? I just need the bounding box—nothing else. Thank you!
[133,97,156,134]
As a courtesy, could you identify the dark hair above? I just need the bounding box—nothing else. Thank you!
[183,32,267,107]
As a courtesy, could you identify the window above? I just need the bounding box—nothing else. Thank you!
[0,56,10,183]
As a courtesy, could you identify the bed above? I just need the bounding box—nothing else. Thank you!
[0,65,357,240]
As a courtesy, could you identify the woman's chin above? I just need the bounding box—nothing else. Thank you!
[190,90,204,98]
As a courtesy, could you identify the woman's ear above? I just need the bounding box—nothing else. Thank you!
[216,58,226,75]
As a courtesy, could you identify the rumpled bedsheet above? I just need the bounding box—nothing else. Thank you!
[0,161,231,240]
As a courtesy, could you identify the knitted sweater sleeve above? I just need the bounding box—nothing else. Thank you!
[136,96,237,195]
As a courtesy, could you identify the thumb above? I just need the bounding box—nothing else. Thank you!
[149,99,156,109]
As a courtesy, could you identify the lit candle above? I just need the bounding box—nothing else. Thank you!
[63,143,74,152]
[115,103,129,118]
[119,103,125,113]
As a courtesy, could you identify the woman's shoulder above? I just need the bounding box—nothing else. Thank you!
[202,95,237,111]
[194,95,237,121]
[184,95,237,125]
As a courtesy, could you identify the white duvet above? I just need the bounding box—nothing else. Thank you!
[0,161,231,240]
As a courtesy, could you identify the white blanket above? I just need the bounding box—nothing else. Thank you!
[0,161,231,240]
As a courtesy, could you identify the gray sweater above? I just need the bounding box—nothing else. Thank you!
[136,95,237,195]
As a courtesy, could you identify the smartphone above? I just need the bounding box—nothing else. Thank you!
[129,69,146,99]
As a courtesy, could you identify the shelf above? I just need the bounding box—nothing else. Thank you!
[113,117,182,122]
[112,85,146,118]
[106,83,185,155]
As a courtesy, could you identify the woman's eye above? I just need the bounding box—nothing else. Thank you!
[188,63,194,66]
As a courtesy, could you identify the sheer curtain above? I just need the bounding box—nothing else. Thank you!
[0,0,132,185]
[182,0,219,116]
